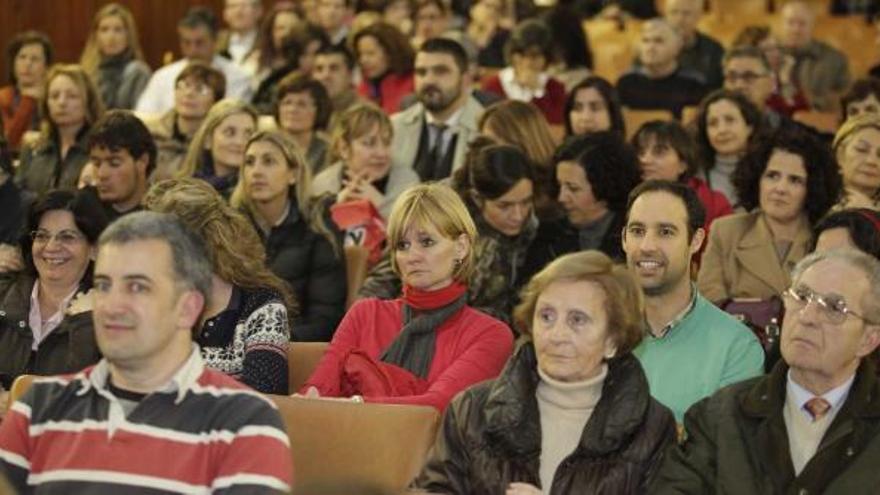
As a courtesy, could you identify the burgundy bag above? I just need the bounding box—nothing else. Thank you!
[721,297,784,350]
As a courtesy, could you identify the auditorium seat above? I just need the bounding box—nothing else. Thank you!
[793,109,841,134]
[7,374,35,409]
[270,395,440,492]
[288,342,329,394]
[344,245,371,309]
[622,107,675,139]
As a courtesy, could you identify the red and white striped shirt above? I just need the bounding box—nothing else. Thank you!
[0,347,292,494]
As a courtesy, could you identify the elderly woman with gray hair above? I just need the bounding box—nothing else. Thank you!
[415,250,675,495]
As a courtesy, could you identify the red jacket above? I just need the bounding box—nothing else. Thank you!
[688,176,732,231]
[357,72,415,115]
[481,74,566,125]
[0,86,37,151]
[303,297,513,411]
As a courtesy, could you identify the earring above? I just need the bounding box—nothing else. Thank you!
[453,258,462,268]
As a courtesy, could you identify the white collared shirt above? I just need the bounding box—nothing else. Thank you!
[227,30,257,65]
[28,280,78,350]
[498,66,549,101]
[425,105,465,151]
[80,345,205,435]
[783,370,855,474]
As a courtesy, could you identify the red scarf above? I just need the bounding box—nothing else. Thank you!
[402,281,467,311]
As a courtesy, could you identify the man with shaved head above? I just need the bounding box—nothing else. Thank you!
[779,0,851,112]
[617,18,708,119]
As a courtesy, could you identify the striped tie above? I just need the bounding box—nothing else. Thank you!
[804,397,831,422]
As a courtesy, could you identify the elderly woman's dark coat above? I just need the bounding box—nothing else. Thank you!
[414,342,676,494]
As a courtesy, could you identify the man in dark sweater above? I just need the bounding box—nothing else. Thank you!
[86,110,156,223]
[617,18,708,119]
[665,0,725,89]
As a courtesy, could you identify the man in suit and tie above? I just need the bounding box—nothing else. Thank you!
[652,248,880,494]
[391,38,484,181]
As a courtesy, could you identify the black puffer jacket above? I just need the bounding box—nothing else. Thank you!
[0,272,100,390]
[253,197,347,342]
[415,342,676,494]
[519,213,626,286]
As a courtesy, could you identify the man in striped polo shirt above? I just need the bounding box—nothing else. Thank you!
[0,211,293,494]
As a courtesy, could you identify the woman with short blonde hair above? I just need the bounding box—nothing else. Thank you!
[302,183,513,411]
[79,2,151,110]
[312,103,419,219]
[417,250,675,493]
[832,113,880,210]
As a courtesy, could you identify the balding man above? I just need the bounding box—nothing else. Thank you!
[617,18,708,119]
[665,0,725,89]
[652,249,880,493]
[779,0,851,112]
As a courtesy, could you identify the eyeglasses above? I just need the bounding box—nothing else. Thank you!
[31,229,84,246]
[782,285,876,325]
[724,70,769,84]
[175,80,212,96]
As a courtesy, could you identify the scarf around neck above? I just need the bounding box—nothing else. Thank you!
[380,281,467,378]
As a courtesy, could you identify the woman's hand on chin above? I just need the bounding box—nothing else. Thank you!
[506,482,542,495]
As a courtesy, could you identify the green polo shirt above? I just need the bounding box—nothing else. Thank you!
[634,293,765,422]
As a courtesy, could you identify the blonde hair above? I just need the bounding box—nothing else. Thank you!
[479,100,557,167]
[38,64,104,144]
[387,183,477,283]
[144,177,297,314]
[79,3,145,80]
[178,99,258,179]
[232,130,313,228]
[833,113,880,158]
[513,250,644,355]
[328,102,393,164]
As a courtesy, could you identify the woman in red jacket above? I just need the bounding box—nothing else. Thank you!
[1,31,52,152]
[353,22,415,115]
[301,183,514,411]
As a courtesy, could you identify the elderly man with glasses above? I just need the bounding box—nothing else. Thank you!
[651,248,880,494]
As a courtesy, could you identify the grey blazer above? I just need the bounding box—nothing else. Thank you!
[390,94,484,176]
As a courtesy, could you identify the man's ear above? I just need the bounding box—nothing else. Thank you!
[858,324,880,359]
[177,290,206,331]
[689,227,706,255]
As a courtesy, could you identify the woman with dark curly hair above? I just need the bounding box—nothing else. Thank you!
[353,22,415,114]
[694,89,765,208]
[697,127,842,303]
[564,76,625,139]
[521,132,641,282]
[812,208,880,259]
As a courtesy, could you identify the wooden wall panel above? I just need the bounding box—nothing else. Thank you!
[0,0,250,83]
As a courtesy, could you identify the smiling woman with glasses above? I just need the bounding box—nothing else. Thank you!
[0,189,108,416]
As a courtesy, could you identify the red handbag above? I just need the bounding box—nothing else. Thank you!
[338,348,429,398]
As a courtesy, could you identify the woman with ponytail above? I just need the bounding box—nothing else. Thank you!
[301,183,513,411]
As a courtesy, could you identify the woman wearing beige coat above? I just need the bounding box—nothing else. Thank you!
[698,127,841,303]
